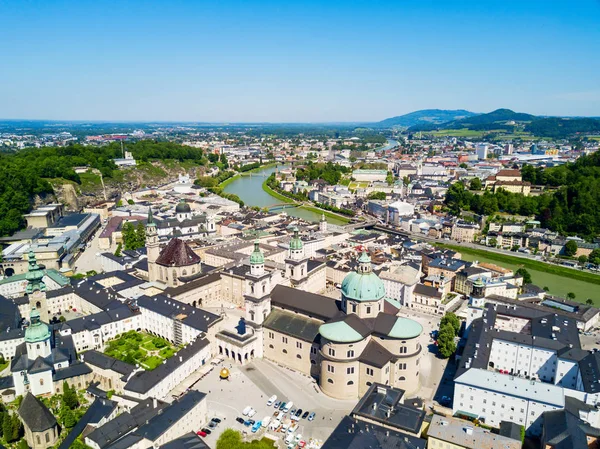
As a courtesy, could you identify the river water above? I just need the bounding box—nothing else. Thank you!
[222,165,348,225]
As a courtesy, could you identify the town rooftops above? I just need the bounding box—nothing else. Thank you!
[270,285,341,321]
[136,295,221,333]
[428,415,521,449]
[155,238,201,267]
[351,382,425,435]
[18,392,57,432]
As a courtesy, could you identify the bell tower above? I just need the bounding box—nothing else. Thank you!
[26,251,48,319]
[285,227,308,286]
[245,241,271,325]
[319,213,327,233]
[146,207,160,282]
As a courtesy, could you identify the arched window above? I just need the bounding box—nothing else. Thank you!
[182,269,187,276]
[347,350,354,358]
[40,378,44,386]
[366,382,372,386]
[311,360,316,364]
[296,354,301,359]
[327,379,333,384]
[347,380,354,385]
[269,344,274,349]
[283,349,287,354]
[45,433,50,443]
[399,376,406,381]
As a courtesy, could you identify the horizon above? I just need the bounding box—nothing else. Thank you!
[1,0,599,121]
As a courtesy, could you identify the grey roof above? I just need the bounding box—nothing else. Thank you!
[136,295,221,333]
[29,356,53,374]
[86,397,169,448]
[414,283,442,298]
[58,398,118,449]
[83,350,136,377]
[542,405,600,449]
[18,393,57,432]
[163,272,221,296]
[65,305,137,333]
[428,415,521,449]
[136,390,206,441]
[159,432,210,449]
[270,285,342,321]
[0,295,21,331]
[263,308,322,343]
[53,362,92,381]
[359,340,394,368]
[352,383,425,435]
[322,415,426,449]
[125,338,210,394]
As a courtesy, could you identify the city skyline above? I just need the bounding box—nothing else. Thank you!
[1,0,599,121]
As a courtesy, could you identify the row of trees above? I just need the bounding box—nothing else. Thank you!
[122,222,146,251]
[437,312,460,359]
[0,404,23,444]
[448,152,600,239]
[295,161,350,185]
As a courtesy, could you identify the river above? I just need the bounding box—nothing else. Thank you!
[222,165,348,225]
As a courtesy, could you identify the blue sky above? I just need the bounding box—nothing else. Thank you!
[1,0,599,122]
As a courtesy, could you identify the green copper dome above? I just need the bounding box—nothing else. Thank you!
[319,321,363,343]
[25,251,46,294]
[25,308,51,343]
[250,240,265,265]
[341,252,386,302]
[387,317,423,339]
[175,199,191,213]
[289,227,303,251]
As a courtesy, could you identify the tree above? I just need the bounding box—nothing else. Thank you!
[220,153,229,169]
[459,163,468,169]
[567,292,576,300]
[564,240,578,257]
[516,268,532,284]
[59,315,66,323]
[63,408,77,428]
[511,245,519,252]
[386,171,394,186]
[402,176,410,187]
[114,243,122,257]
[3,413,13,443]
[437,324,457,359]
[440,312,460,336]
[135,222,146,248]
[367,191,386,201]
[589,248,600,265]
[578,255,588,265]
[17,439,29,449]
[488,238,497,247]
[543,286,550,292]
[586,298,594,305]
[469,177,482,190]
[63,381,79,409]
[10,413,22,442]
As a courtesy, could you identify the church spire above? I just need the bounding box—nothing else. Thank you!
[25,251,46,294]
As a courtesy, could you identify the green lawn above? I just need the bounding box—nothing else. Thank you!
[104,331,177,370]
[348,181,369,190]
[261,179,297,204]
[298,205,351,223]
[437,244,600,304]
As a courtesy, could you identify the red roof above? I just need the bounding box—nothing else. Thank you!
[156,238,201,267]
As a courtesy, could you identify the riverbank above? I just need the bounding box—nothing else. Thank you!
[436,243,600,303]
[261,179,296,203]
[219,162,279,188]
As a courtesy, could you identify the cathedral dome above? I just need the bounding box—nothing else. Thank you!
[175,200,191,214]
[289,227,303,251]
[341,252,386,302]
[250,240,265,265]
[25,308,51,343]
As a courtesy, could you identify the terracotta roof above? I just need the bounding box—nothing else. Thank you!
[155,238,201,267]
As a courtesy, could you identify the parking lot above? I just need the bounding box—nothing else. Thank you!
[188,358,356,447]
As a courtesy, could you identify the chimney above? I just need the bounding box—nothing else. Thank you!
[153,397,157,409]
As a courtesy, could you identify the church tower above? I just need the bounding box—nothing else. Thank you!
[26,251,48,320]
[319,213,327,233]
[146,207,160,282]
[244,241,271,325]
[285,227,308,286]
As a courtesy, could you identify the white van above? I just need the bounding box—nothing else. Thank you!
[285,432,295,445]
[267,395,277,406]
[262,416,271,428]
[282,401,293,412]
[248,408,257,418]
[242,406,252,416]
[269,419,281,431]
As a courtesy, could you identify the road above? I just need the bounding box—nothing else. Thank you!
[73,223,105,274]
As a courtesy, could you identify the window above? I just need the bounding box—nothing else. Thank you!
[45,433,50,443]
[399,376,406,381]
[366,381,372,386]
[37,436,41,445]
[366,368,374,376]
[327,378,333,384]
[328,347,336,357]
[283,349,287,354]
[311,347,317,355]
[399,346,407,354]
[366,306,371,314]
[327,365,335,373]
[347,350,354,358]
[296,342,302,349]
[40,379,44,386]
[398,363,407,370]
[351,304,357,313]
[268,332,274,339]
[282,336,288,344]
[347,380,354,385]
[296,354,302,359]
[347,367,354,374]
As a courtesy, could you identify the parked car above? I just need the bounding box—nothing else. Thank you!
[248,408,257,418]
[201,428,211,435]
[251,421,262,433]
[274,400,282,409]
[308,412,316,421]
[295,409,303,417]
[285,432,295,445]
[262,416,271,428]
[440,396,452,406]
[208,421,217,429]
[290,408,297,417]
[212,418,222,424]
[283,402,293,413]
[267,395,277,406]
[242,406,252,416]
[301,411,309,419]
[279,402,287,411]
[197,430,207,437]
[236,417,245,424]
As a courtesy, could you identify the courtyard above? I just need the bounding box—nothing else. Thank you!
[104,330,179,370]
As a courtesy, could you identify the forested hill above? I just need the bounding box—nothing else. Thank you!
[374,109,476,128]
[445,151,600,239]
[409,108,535,131]
[524,117,600,138]
[0,142,207,237]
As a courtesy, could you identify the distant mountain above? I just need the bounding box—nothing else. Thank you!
[373,109,477,128]
[408,108,536,132]
[525,117,600,138]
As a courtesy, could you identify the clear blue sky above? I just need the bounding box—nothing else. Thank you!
[1,0,599,122]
